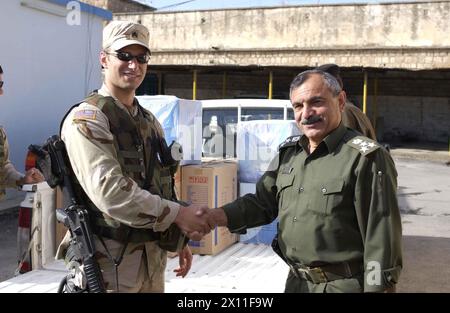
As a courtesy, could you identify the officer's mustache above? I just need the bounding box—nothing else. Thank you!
[301,115,322,125]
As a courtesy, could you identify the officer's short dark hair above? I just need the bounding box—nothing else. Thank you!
[0,65,3,74]
[316,64,344,89]
[290,69,342,97]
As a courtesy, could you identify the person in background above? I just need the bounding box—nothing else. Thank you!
[0,64,44,200]
[316,64,377,140]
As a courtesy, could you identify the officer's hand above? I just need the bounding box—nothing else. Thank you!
[174,245,193,278]
[196,207,228,229]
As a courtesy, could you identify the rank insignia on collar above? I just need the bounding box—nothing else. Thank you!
[278,135,301,151]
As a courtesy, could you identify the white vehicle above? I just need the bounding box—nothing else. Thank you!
[201,99,293,158]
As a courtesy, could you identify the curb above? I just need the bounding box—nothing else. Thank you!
[391,151,450,165]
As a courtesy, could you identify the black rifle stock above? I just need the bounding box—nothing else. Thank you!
[35,135,105,293]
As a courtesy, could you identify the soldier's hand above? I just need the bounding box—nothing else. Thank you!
[174,204,213,235]
[174,245,193,278]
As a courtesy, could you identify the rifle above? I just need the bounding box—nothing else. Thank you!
[32,135,105,293]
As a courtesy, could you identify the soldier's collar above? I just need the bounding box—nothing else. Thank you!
[99,84,139,116]
[323,122,347,153]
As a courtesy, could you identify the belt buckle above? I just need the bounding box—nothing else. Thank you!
[299,266,328,284]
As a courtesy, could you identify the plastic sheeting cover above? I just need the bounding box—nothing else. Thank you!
[137,95,202,165]
[236,120,300,183]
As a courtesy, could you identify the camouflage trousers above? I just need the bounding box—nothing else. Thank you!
[284,270,364,293]
[94,237,167,293]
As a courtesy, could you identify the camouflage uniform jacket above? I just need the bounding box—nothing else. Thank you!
[0,126,24,200]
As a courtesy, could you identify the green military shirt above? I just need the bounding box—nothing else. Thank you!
[222,123,402,292]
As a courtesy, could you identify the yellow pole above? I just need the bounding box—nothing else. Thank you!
[373,77,378,129]
[268,71,273,99]
[363,71,368,114]
[193,69,197,100]
[222,72,227,98]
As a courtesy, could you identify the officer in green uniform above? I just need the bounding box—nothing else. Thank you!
[200,69,402,293]
[0,65,44,199]
[317,64,377,140]
[57,21,210,292]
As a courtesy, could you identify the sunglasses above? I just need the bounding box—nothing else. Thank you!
[107,51,150,64]
[0,81,3,88]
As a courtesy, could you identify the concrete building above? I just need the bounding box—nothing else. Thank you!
[116,1,450,143]
[0,0,111,172]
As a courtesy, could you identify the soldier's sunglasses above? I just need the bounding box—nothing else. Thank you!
[107,51,150,64]
[0,81,3,88]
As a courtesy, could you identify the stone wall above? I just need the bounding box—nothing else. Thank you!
[83,0,154,13]
[116,1,450,69]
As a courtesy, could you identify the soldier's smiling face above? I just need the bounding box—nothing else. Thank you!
[101,44,147,92]
[291,73,345,145]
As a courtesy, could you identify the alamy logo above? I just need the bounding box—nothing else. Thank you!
[366,261,381,286]
[66,1,81,26]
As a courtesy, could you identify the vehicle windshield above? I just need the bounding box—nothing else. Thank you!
[202,106,293,158]
[241,108,284,121]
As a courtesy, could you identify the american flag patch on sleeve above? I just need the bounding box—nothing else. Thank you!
[74,109,97,121]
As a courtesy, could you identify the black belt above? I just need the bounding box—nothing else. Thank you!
[94,225,160,243]
[289,260,363,284]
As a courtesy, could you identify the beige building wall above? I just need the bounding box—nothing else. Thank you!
[82,0,154,13]
[116,1,450,69]
[116,2,450,143]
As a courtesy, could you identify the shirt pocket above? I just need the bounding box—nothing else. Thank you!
[276,174,295,209]
[307,178,345,216]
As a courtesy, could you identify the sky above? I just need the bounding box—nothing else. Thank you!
[138,0,415,11]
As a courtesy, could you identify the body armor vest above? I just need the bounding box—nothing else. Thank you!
[84,93,173,199]
[65,93,184,250]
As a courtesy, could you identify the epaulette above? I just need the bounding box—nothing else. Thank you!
[346,136,380,156]
[278,135,301,151]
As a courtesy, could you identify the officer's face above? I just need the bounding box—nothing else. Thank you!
[101,44,147,92]
[290,74,345,144]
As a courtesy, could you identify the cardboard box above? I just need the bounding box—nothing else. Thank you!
[181,161,238,255]
[174,167,182,201]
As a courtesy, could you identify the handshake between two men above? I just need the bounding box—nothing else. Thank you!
[174,205,228,241]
